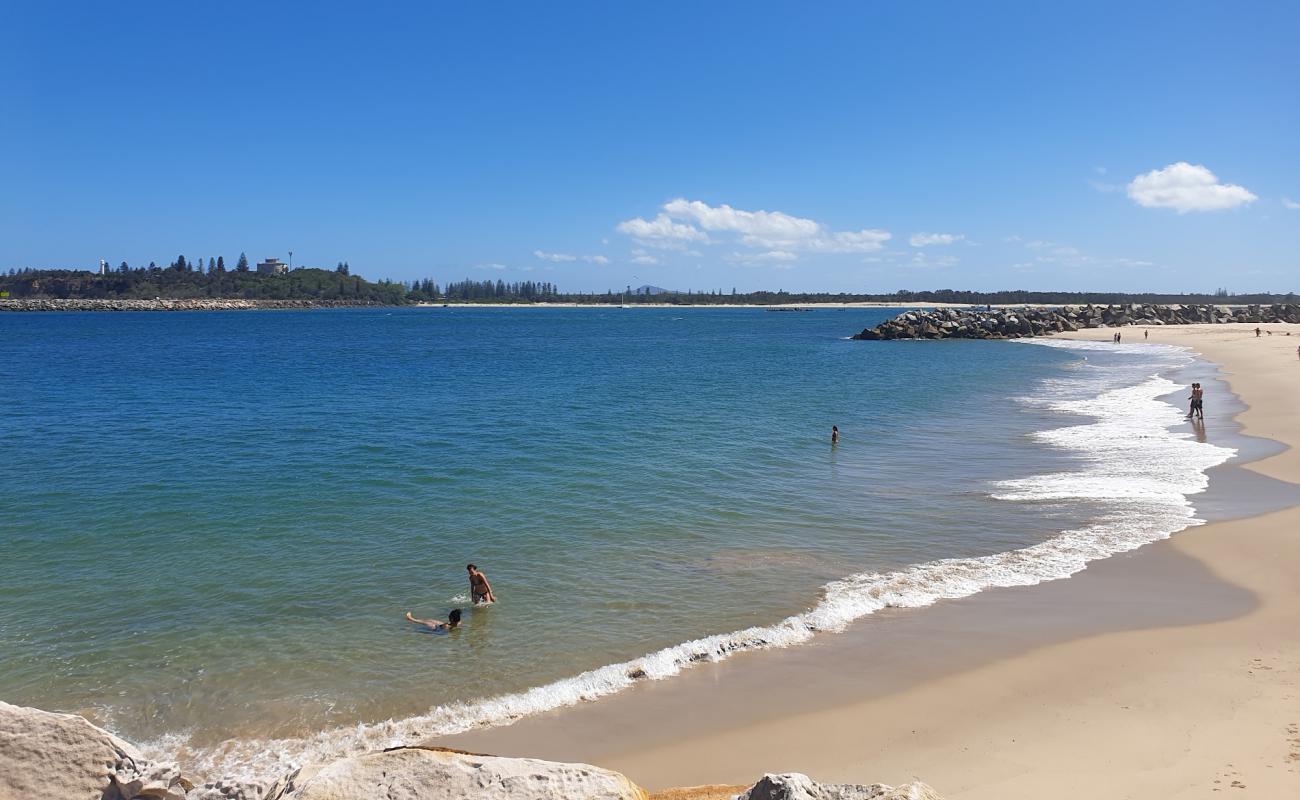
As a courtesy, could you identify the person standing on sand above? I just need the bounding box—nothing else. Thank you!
[831,425,839,445]
[468,564,496,604]
[1256,327,1261,337]
[1144,329,1148,340]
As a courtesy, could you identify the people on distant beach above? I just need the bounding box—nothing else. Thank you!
[405,608,462,632]
[468,564,496,604]
[831,425,839,445]
[1255,327,1261,337]
[1112,331,1123,343]
[1187,382,1204,420]
[1144,329,1148,340]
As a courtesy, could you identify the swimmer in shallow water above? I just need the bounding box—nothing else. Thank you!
[405,608,462,632]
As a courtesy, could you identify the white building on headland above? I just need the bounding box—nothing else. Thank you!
[98,259,108,275]
[256,258,289,275]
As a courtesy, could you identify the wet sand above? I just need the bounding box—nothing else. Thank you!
[432,323,1300,798]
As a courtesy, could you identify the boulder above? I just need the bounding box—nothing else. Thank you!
[0,700,148,800]
[738,773,942,800]
[265,747,648,800]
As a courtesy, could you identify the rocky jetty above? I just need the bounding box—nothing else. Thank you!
[0,702,942,800]
[0,298,393,312]
[851,303,1300,341]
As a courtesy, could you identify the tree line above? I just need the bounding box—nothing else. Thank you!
[3,264,1295,307]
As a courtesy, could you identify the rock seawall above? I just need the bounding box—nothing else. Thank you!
[851,303,1300,340]
[0,298,396,312]
[0,702,942,800]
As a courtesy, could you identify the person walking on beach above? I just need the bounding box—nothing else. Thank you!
[831,425,839,445]
[468,564,496,604]
[1255,327,1261,337]
[405,608,462,632]
[1144,329,1148,340]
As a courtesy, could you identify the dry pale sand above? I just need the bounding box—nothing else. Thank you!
[440,323,1300,798]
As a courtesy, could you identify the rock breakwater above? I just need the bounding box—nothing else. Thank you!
[0,298,395,312]
[851,303,1300,340]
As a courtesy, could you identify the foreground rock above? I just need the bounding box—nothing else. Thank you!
[0,700,225,800]
[738,773,941,800]
[851,302,1300,340]
[263,747,647,800]
[0,702,945,800]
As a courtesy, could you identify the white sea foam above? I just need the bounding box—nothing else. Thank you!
[145,337,1236,782]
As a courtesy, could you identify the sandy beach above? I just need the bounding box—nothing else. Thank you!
[435,323,1300,798]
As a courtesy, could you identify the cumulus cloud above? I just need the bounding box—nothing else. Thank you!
[1127,162,1257,213]
[615,213,708,247]
[532,250,609,264]
[617,198,889,258]
[1283,197,1300,210]
[909,232,964,247]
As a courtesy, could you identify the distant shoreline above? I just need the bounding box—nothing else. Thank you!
[1,298,985,312]
[0,298,396,312]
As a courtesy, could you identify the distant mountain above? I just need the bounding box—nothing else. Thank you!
[631,284,678,295]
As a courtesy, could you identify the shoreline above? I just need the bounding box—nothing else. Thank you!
[428,323,1300,797]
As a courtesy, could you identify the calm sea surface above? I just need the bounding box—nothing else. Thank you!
[0,307,1228,776]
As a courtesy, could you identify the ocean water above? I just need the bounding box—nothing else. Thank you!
[0,308,1233,779]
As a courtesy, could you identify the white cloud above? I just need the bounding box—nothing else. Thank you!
[725,250,801,266]
[533,250,576,262]
[617,198,889,256]
[909,232,964,247]
[1283,197,1300,210]
[532,250,609,265]
[473,263,508,271]
[629,248,661,266]
[1127,162,1257,213]
[615,213,708,246]
[1012,236,1154,270]
[907,252,959,269]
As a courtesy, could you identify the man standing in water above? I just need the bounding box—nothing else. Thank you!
[468,564,496,604]
[831,425,839,445]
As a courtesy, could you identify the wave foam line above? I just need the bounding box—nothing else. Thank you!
[144,340,1236,782]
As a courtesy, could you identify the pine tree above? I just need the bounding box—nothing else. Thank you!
[216,256,226,273]
[236,253,250,272]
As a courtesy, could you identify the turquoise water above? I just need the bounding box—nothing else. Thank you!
[0,308,1228,776]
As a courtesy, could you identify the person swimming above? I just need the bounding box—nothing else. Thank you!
[467,564,496,604]
[405,608,462,632]
[831,425,839,445]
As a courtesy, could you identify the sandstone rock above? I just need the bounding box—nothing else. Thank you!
[0,700,146,800]
[737,773,942,800]
[266,747,648,800]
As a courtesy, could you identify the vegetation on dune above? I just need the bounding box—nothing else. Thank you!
[2,262,1295,307]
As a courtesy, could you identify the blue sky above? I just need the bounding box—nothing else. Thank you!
[3,1,1297,293]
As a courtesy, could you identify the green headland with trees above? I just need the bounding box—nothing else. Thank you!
[2,255,1295,307]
